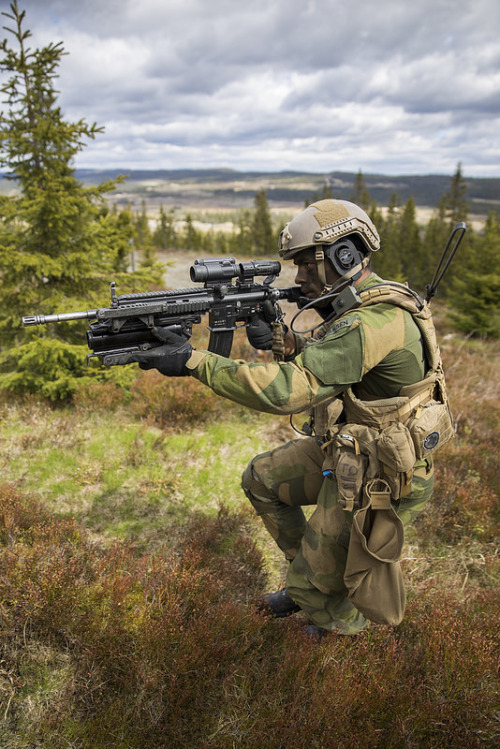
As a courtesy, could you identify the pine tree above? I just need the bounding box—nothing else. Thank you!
[448,211,500,338]
[252,189,274,256]
[182,214,200,251]
[350,170,371,211]
[0,1,163,398]
[152,205,177,250]
[398,197,424,290]
[371,193,404,282]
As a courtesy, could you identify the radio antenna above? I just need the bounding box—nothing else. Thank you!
[426,222,467,302]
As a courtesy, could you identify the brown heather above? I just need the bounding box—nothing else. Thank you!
[0,322,498,748]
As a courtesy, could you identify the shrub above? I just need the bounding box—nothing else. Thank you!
[130,370,221,427]
[1,484,498,748]
[72,379,126,412]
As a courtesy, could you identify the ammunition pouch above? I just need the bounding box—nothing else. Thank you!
[321,420,416,512]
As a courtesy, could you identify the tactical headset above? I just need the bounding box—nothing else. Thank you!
[324,235,368,279]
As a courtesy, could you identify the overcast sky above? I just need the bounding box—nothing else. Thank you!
[2,0,499,176]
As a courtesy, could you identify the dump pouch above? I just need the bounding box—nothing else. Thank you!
[344,489,406,625]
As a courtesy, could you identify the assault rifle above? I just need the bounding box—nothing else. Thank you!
[22,257,301,366]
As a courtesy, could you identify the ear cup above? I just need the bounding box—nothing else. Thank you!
[325,237,366,276]
[336,241,357,268]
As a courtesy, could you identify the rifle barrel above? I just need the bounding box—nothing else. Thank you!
[22,310,97,326]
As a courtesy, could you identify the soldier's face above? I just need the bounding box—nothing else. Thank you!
[293,250,322,297]
[293,249,340,298]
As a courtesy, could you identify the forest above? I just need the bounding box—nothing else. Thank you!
[0,2,498,747]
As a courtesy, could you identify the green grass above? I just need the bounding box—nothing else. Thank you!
[1,400,284,547]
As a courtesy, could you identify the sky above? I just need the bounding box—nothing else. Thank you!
[2,0,500,177]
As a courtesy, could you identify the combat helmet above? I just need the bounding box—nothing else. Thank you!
[278,199,380,292]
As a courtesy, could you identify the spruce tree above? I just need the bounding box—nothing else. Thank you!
[252,189,274,255]
[305,183,334,207]
[182,214,200,251]
[448,211,500,338]
[398,196,424,290]
[350,170,371,211]
[447,162,469,226]
[135,199,157,267]
[371,193,404,282]
[0,1,163,398]
[229,209,253,256]
[152,205,177,250]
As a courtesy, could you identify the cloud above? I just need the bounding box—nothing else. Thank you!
[2,0,499,176]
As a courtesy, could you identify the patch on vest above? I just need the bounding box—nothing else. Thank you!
[332,318,352,333]
[423,430,440,451]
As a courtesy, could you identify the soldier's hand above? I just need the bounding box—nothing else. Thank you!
[128,328,193,376]
[246,300,283,351]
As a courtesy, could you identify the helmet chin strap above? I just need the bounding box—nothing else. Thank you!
[314,247,370,296]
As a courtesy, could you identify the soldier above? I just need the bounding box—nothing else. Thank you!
[132,199,452,641]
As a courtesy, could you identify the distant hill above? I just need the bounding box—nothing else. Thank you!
[73,168,500,214]
[2,168,498,215]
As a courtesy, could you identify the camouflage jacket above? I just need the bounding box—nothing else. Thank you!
[186,273,427,431]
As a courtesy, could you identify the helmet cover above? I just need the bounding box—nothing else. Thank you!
[278,199,380,259]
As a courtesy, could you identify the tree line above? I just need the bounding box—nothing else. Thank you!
[127,163,499,341]
[0,1,498,400]
[121,187,276,263]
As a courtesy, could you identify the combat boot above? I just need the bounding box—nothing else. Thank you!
[258,588,301,618]
[302,624,328,643]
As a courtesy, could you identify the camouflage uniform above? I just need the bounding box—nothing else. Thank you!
[187,272,435,635]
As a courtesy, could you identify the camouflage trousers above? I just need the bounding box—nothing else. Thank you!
[242,436,434,635]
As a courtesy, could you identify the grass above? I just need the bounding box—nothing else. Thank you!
[1,393,282,545]
[0,322,498,748]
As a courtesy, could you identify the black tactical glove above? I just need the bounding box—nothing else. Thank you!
[129,327,193,377]
[246,300,285,351]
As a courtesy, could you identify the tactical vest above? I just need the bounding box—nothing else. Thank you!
[312,283,454,511]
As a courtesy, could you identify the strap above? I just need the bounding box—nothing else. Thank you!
[271,321,286,362]
[358,282,425,312]
[365,479,392,510]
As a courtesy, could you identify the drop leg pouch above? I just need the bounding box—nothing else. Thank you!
[344,484,406,626]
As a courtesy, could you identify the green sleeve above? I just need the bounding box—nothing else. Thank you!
[185,316,366,415]
[187,350,318,414]
[186,302,425,411]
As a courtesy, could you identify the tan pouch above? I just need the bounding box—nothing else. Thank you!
[344,492,406,626]
[408,401,454,459]
[335,441,367,513]
[323,425,379,512]
[376,422,416,499]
